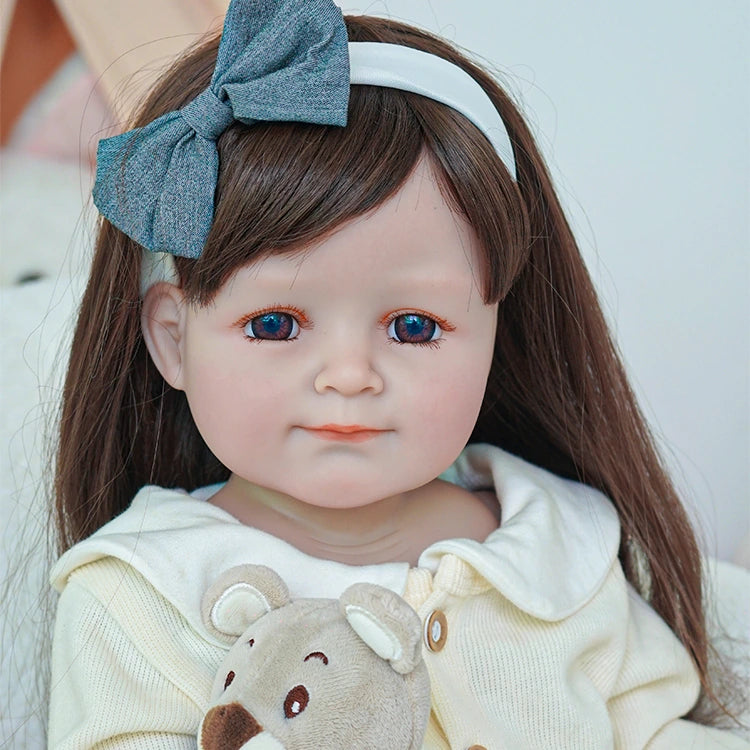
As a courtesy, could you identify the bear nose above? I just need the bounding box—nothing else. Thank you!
[200,702,263,749]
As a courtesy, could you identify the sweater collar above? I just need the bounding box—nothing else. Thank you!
[426,444,620,620]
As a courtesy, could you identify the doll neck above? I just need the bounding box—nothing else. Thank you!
[208,474,499,567]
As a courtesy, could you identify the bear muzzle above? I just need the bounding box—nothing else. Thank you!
[200,702,265,749]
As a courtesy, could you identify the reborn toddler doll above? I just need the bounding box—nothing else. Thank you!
[47,0,747,747]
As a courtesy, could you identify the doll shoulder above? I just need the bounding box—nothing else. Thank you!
[403,478,501,556]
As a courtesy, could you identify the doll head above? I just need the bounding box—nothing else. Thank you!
[56,1,677,564]
[55,1,673,549]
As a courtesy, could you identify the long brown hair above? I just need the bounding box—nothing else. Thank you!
[55,15,731,723]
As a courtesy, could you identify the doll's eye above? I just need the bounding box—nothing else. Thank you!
[244,312,300,341]
[283,685,309,718]
[387,314,442,344]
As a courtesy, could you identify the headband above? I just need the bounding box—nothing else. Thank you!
[94,0,517,261]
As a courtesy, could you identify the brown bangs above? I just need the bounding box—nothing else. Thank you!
[179,81,527,306]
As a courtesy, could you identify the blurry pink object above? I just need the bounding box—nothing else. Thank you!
[8,54,114,169]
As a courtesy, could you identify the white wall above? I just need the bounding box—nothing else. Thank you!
[342,0,750,560]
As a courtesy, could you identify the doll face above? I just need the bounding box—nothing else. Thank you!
[170,162,497,509]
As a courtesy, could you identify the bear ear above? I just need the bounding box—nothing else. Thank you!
[202,565,290,641]
[340,583,423,675]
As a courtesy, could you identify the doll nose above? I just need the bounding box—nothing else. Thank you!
[313,344,384,396]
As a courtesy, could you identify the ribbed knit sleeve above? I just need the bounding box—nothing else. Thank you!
[48,558,225,749]
[608,586,749,749]
[606,583,699,747]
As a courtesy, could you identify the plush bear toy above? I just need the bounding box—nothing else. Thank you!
[198,565,431,750]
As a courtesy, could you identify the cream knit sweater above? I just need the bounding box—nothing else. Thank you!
[48,445,749,749]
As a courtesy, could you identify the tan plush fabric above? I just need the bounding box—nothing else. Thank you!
[197,570,430,749]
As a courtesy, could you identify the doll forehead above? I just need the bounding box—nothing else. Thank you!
[315,159,474,245]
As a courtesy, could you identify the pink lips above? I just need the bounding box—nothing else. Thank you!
[303,424,387,443]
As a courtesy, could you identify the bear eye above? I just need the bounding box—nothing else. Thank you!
[284,685,309,718]
[224,671,235,690]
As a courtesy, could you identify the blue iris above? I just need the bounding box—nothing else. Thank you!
[391,314,438,344]
[246,312,297,340]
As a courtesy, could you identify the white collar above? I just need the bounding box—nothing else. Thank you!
[51,444,619,639]
[425,444,620,620]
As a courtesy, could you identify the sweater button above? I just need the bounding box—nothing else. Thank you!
[423,610,447,652]
[467,746,487,750]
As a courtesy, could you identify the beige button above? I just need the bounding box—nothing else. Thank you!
[467,746,487,750]
[423,609,448,652]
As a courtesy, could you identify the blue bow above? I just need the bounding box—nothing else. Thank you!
[93,0,350,259]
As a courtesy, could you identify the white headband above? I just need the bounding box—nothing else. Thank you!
[349,43,516,180]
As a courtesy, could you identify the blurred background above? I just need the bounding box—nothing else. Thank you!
[1,0,748,563]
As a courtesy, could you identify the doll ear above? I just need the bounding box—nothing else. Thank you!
[340,584,423,675]
[202,565,291,641]
[141,281,187,390]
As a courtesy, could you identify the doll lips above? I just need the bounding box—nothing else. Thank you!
[304,424,387,442]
